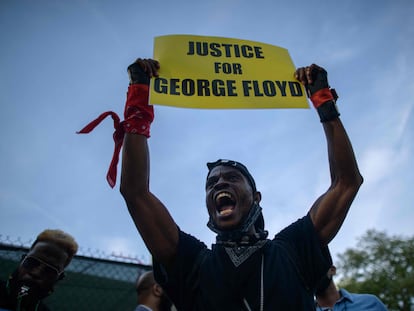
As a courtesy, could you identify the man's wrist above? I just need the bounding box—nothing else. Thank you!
[316,100,340,122]
[310,88,337,108]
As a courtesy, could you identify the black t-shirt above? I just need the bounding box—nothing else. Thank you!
[154,214,331,311]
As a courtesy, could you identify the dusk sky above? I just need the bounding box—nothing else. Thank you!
[1,0,413,268]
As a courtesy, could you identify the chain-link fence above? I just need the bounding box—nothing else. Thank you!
[0,236,152,311]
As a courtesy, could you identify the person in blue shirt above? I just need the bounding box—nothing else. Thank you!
[315,265,388,310]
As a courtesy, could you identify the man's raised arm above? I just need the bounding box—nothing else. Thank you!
[120,59,179,266]
[295,64,363,245]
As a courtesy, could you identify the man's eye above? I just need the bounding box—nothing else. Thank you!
[206,179,216,188]
[229,175,239,181]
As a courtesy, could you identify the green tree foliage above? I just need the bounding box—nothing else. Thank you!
[337,230,414,311]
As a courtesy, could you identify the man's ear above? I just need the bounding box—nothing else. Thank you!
[254,191,262,204]
[153,283,163,297]
[328,266,337,278]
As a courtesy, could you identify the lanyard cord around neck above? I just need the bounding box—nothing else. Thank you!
[260,253,264,311]
[243,253,264,311]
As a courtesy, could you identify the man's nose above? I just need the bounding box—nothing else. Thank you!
[214,176,229,190]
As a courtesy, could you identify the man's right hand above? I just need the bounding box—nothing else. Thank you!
[294,64,329,97]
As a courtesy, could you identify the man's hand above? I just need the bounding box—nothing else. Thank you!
[295,64,339,122]
[128,58,160,85]
[294,64,329,97]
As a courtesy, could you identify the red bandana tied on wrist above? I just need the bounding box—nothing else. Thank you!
[310,88,338,108]
[77,84,153,188]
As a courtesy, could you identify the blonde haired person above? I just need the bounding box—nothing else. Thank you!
[0,229,78,311]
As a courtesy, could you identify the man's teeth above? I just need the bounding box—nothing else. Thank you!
[217,192,232,200]
[215,192,234,216]
[219,209,232,216]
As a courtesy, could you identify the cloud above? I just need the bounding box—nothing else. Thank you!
[0,190,66,244]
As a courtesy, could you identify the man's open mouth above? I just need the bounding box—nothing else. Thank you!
[215,192,236,216]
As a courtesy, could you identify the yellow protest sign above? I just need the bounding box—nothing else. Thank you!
[150,34,309,109]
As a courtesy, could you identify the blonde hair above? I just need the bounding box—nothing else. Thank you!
[32,229,78,267]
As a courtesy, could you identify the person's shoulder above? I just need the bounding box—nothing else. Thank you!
[272,214,311,239]
[178,228,208,249]
[346,290,387,308]
[350,292,382,301]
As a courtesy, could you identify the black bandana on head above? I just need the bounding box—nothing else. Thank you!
[207,159,257,193]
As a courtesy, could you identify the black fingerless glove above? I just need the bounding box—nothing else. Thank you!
[307,68,340,123]
[306,67,330,96]
[127,62,150,85]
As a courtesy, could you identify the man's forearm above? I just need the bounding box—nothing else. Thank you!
[323,119,363,187]
[120,134,150,197]
[310,118,363,244]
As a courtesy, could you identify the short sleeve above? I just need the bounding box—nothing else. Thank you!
[274,214,332,290]
[153,229,208,309]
